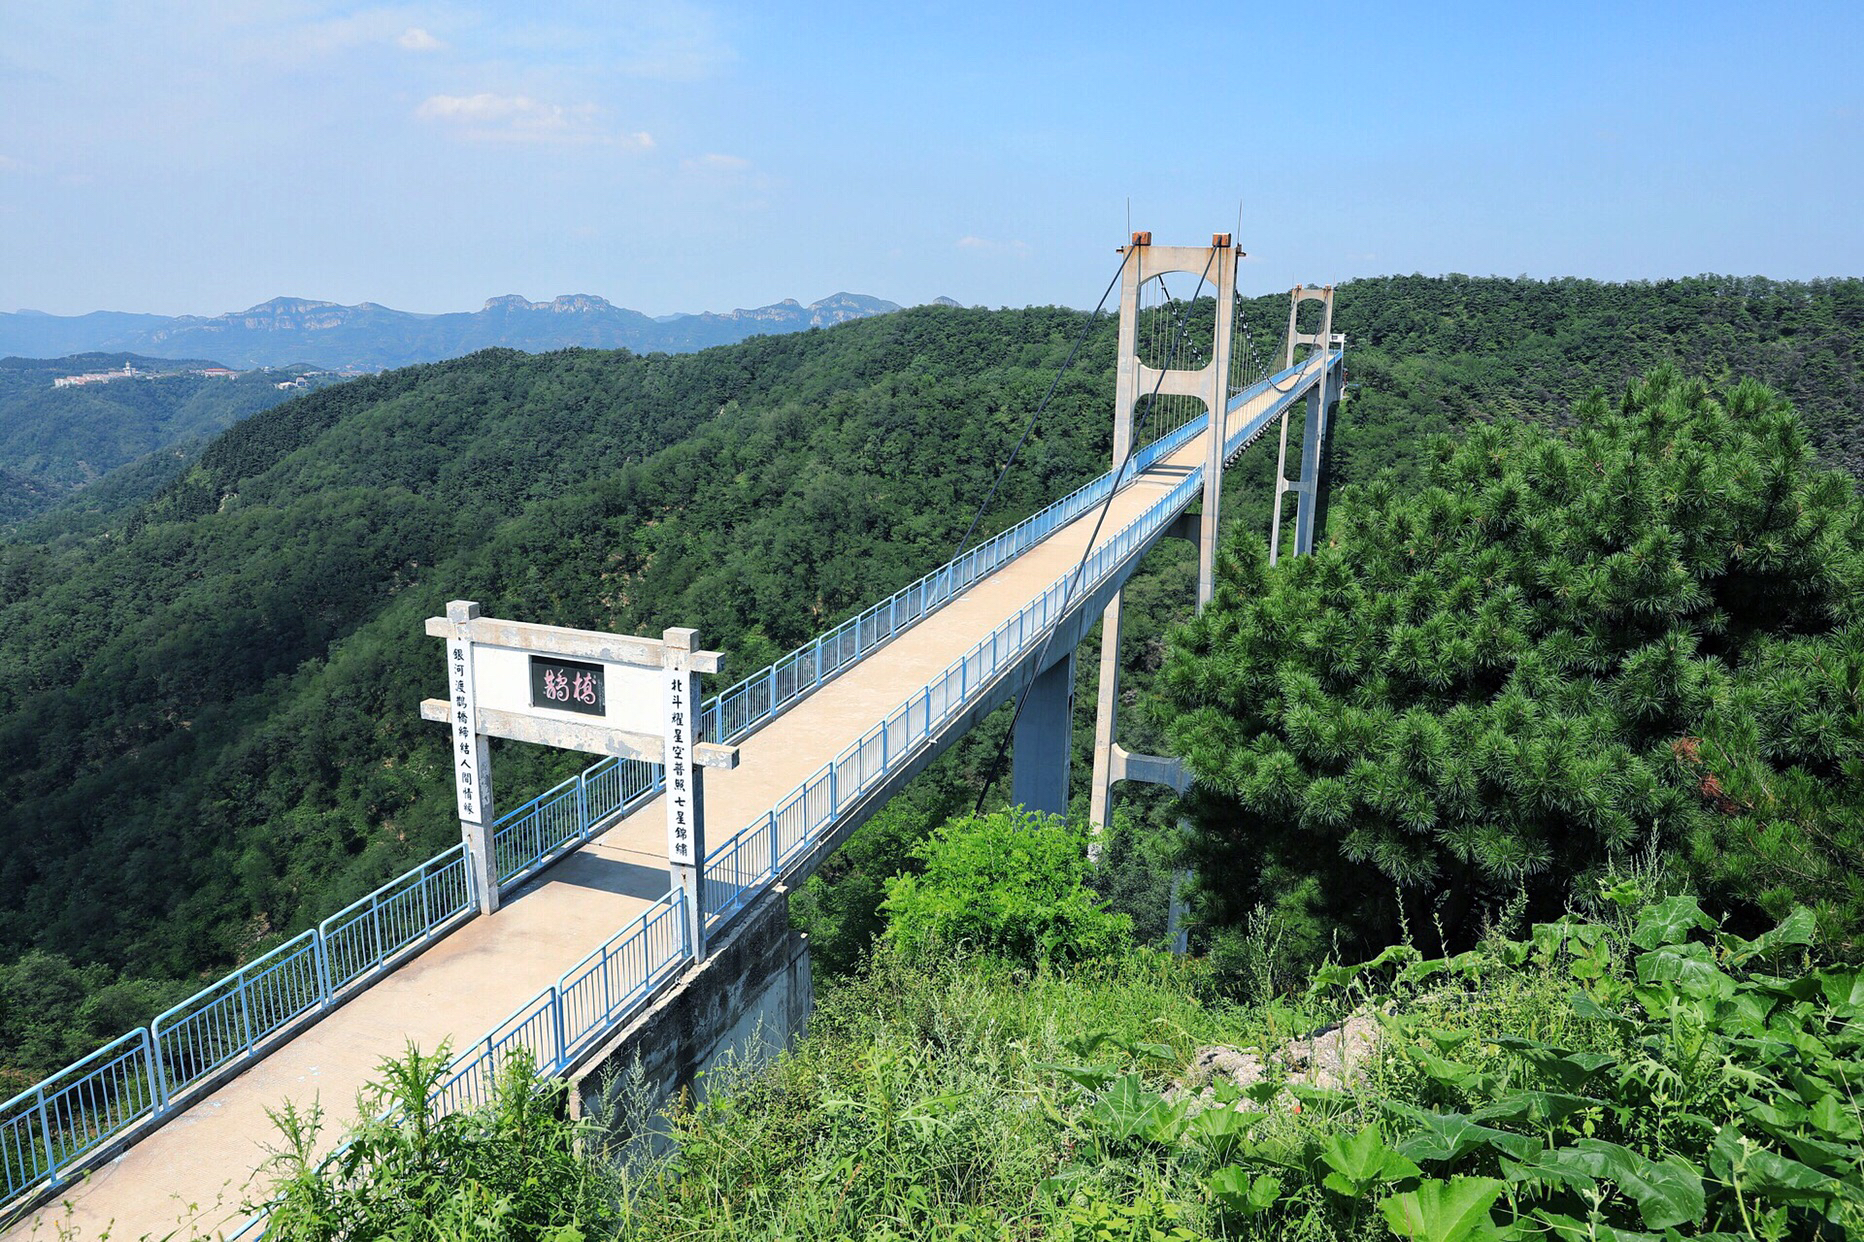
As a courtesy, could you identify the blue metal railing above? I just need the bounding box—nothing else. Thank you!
[321,847,474,996]
[430,888,689,1117]
[700,466,1209,929]
[492,756,662,889]
[1,1031,158,1207]
[1,354,1337,1221]
[0,758,666,1211]
[151,931,326,1102]
[694,412,1197,746]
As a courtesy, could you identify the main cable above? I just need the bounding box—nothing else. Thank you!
[945,249,1133,568]
[972,246,1218,815]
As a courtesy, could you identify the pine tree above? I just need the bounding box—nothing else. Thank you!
[1159,367,1864,957]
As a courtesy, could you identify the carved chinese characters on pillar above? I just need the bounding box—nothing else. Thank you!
[450,641,485,822]
[665,664,693,864]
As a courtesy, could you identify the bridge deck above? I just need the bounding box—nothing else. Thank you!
[6,366,1318,1242]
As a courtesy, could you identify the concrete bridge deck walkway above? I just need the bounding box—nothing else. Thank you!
[5,360,1318,1242]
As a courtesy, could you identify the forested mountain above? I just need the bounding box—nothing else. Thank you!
[0,292,903,371]
[1332,274,1864,485]
[1,273,1860,1085]
[0,354,331,527]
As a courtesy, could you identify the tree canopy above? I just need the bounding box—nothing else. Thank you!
[1161,368,1864,956]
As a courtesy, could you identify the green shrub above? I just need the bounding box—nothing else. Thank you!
[258,1042,616,1242]
[880,808,1132,964]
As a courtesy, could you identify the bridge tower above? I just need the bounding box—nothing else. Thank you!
[1270,285,1338,563]
[1087,272,1341,952]
[1085,233,1237,838]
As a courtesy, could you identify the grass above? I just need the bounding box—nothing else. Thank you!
[221,879,1863,1242]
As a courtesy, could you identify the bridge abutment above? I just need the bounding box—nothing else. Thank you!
[568,884,811,1135]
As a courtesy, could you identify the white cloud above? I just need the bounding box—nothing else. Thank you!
[397,26,444,51]
[416,92,651,147]
[0,154,24,174]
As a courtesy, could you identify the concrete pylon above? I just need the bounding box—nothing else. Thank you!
[1011,650,1075,816]
[1270,285,1335,565]
[1089,233,1237,852]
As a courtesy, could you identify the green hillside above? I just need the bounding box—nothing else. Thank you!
[0,354,331,528]
[1,276,1861,1086]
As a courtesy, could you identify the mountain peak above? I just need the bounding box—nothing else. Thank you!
[242,297,344,314]
[1,291,905,369]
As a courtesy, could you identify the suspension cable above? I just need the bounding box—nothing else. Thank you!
[972,247,1219,815]
[945,249,1133,566]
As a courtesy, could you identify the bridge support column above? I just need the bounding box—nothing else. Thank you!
[1088,509,1198,859]
[1293,385,1324,557]
[1012,650,1074,816]
[1087,597,1123,855]
[1271,285,1337,566]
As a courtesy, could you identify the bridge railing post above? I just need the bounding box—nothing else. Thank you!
[236,972,254,1058]
[35,1084,57,1185]
[313,929,335,1012]
[149,1028,171,1112]
[549,986,566,1074]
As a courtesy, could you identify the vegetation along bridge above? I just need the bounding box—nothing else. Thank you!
[2,236,1345,1241]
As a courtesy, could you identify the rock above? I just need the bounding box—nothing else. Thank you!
[1173,1009,1384,1110]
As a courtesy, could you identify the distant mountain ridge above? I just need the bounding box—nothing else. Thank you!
[0,292,904,370]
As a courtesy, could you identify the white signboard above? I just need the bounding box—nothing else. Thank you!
[469,642,664,737]
[421,612,738,771]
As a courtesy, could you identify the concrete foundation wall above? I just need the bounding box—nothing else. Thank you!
[568,884,811,1130]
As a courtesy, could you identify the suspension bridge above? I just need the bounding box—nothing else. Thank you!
[1,236,1344,1241]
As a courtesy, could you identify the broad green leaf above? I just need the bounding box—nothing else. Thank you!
[1085,1073,1173,1144]
[1471,1088,1598,1128]
[1396,956,1452,987]
[1379,1176,1506,1241]
[1531,1210,1661,1242]
[1630,895,1714,950]
[1719,906,1817,967]
[1423,1027,1476,1056]
[1392,1107,1537,1164]
[1188,1104,1261,1162]
[1309,960,1363,992]
[1038,1062,1117,1092]
[1520,1139,1704,1230]
[1809,1093,1863,1141]
[1061,1030,1115,1059]
[1819,969,1864,1013]
[1406,1048,1489,1093]
[1207,1167,1281,1217]
[1570,990,1637,1032]
[1710,1126,1842,1205]
[1321,1125,1422,1196]
[1288,1083,1350,1113]
[1365,942,1426,972]
[1635,943,1734,999]
[1495,1036,1614,1092]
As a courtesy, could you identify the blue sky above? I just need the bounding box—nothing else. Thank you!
[2,1,1859,317]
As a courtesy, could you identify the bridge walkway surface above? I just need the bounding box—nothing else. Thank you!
[5,355,1331,1242]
